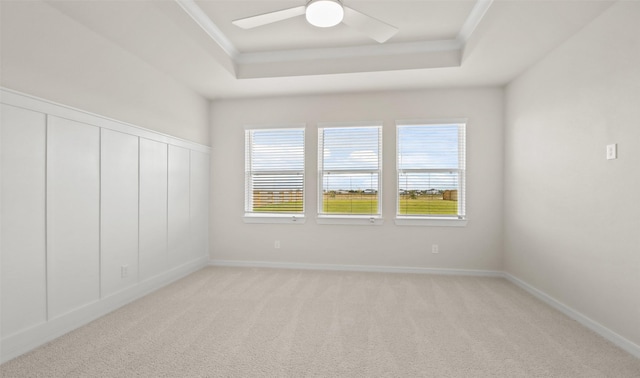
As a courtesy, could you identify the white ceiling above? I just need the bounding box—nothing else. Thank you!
[44,0,614,100]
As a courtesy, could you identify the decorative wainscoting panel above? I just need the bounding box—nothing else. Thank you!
[0,88,211,363]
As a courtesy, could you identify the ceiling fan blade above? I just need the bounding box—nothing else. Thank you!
[232,6,306,29]
[342,6,398,43]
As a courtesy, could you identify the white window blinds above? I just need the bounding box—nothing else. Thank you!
[396,123,466,218]
[245,128,305,214]
[318,125,382,216]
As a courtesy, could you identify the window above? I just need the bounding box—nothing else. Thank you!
[245,127,305,221]
[318,123,382,219]
[396,122,466,222]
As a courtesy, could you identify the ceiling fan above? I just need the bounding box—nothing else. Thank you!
[232,0,398,43]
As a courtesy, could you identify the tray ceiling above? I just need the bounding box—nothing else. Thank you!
[197,1,478,52]
[177,0,492,78]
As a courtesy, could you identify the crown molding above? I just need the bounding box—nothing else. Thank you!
[458,0,493,43]
[236,39,461,65]
[175,0,239,59]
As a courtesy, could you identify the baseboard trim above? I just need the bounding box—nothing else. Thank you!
[208,259,504,277]
[503,272,640,359]
[1,256,208,364]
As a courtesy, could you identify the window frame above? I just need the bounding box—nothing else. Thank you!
[394,120,468,227]
[243,124,306,224]
[317,121,384,225]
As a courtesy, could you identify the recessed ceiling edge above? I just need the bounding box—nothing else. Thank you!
[174,0,494,78]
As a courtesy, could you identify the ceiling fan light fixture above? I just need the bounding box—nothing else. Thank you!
[305,0,344,28]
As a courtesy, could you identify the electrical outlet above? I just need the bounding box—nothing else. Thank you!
[121,265,129,278]
[432,244,439,254]
[274,240,281,249]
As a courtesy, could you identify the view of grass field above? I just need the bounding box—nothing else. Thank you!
[322,194,378,214]
[398,195,457,215]
[251,193,458,215]
[253,201,303,213]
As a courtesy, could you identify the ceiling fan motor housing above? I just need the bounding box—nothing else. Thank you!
[306,0,344,28]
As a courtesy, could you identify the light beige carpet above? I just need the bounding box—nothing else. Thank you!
[2,266,639,377]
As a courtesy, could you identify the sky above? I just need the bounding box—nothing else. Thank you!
[248,124,463,192]
[396,125,461,191]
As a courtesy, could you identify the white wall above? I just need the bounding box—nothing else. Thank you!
[210,88,504,271]
[101,129,140,297]
[139,139,169,281]
[168,146,192,267]
[504,1,640,349]
[0,0,209,145]
[0,105,47,337]
[46,116,101,318]
[1,90,210,363]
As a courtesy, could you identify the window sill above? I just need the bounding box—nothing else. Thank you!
[394,217,468,227]
[243,214,305,224]
[316,216,384,226]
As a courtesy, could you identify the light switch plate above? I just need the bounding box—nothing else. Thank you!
[606,144,617,160]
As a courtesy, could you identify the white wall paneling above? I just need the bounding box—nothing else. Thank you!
[139,138,169,281]
[168,145,191,267]
[46,115,101,319]
[1,104,48,337]
[190,150,210,260]
[0,89,210,363]
[100,129,139,297]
